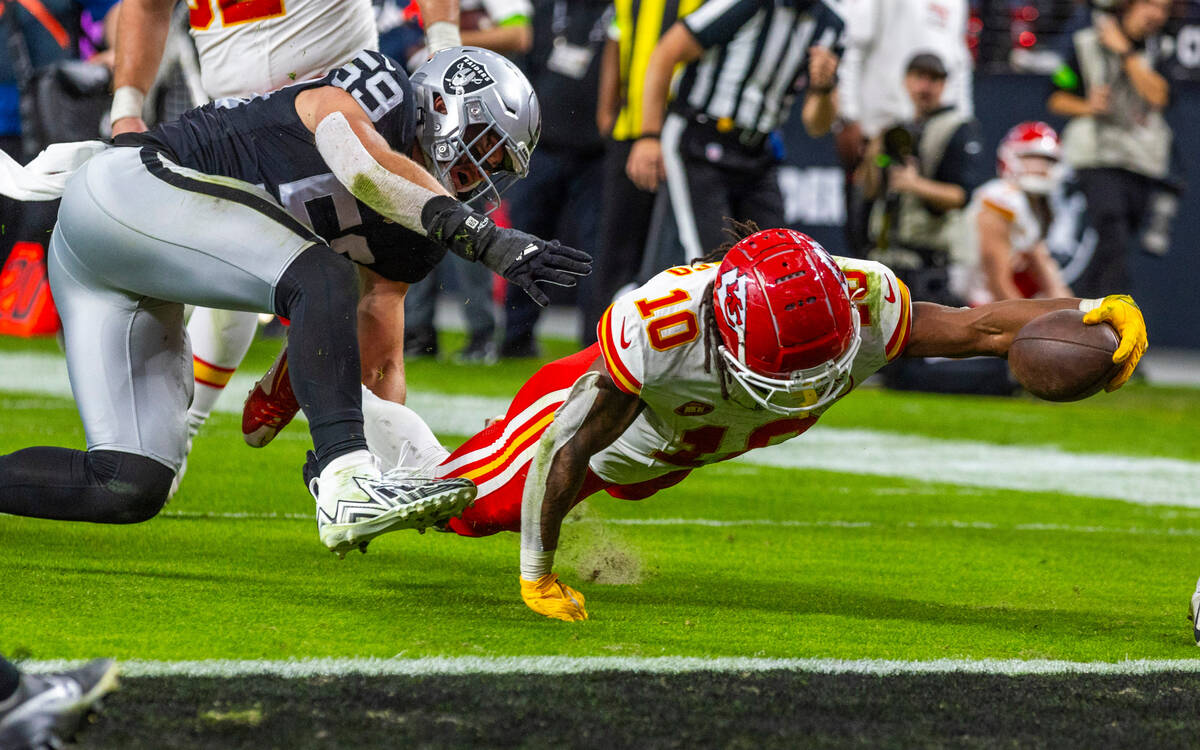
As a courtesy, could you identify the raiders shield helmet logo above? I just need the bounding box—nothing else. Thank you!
[444,57,496,95]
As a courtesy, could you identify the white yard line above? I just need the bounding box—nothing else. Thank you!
[159,510,1200,538]
[5,350,1200,508]
[18,655,1200,677]
[745,430,1200,508]
[0,352,506,436]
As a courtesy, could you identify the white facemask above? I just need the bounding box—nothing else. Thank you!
[1018,174,1057,195]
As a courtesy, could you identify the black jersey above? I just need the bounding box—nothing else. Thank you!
[134,50,444,283]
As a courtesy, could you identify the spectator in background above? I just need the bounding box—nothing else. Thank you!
[836,0,972,254]
[500,0,610,356]
[0,0,118,266]
[959,121,1073,306]
[860,52,1006,396]
[626,0,843,262]
[402,0,533,362]
[1047,0,1173,297]
[859,52,986,305]
[585,0,703,346]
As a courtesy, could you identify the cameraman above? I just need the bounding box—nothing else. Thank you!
[860,53,1009,396]
[859,52,985,305]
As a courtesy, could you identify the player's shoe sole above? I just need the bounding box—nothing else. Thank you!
[0,658,119,749]
[1190,577,1200,646]
[318,478,477,558]
[242,347,298,448]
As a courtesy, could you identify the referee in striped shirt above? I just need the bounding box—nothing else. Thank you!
[627,0,844,260]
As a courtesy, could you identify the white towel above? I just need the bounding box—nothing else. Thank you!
[0,140,109,201]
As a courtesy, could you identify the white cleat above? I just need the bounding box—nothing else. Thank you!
[314,450,476,558]
[1190,577,1200,646]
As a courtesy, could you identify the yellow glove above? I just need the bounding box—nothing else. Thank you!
[1081,294,1147,392]
[520,574,588,622]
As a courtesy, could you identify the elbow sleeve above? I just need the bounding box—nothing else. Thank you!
[313,111,437,234]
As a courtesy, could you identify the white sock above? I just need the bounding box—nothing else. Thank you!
[186,307,259,428]
[362,386,449,472]
[319,449,378,481]
[315,449,376,511]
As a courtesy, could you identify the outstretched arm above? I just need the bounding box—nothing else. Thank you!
[904,298,1078,359]
[520,359,644,621]
[904,295,1147,390]
[295,86,591,305]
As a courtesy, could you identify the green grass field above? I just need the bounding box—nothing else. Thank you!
[3,333,1200,747]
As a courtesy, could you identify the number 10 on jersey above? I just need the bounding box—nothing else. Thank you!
[635,289,699,351]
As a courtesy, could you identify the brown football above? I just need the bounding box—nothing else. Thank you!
[1008,309,1122,402]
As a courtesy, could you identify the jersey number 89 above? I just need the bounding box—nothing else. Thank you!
[332,53,406,123]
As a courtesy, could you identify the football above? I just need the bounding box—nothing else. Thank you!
[1008,309,1122,402]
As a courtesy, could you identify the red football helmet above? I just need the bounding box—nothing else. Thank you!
[712,228,860,415]
[997,121,1062,195]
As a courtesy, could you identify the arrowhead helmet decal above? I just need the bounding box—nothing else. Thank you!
[715,266,749,361]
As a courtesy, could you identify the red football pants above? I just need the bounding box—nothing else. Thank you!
[438,344,690,536]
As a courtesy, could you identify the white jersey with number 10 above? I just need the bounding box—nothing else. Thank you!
[593,257,912,486]
[188,0,379,99]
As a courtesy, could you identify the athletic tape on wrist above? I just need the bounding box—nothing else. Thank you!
[314,111,436,234]
[1078,298,1103,313]
[425,22,462,54]
[519,372,603,563]
[109,86,145,126]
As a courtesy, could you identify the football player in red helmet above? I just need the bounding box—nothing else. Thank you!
[712,228,862,414]
[355,224,1146,622]
[997,121,1062,196]
[964,121,1072,305]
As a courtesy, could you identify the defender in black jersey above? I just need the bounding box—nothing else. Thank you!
[0,47,590,557]
[130,48,506,285]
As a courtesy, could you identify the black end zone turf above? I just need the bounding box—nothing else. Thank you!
[81,672,1200,748]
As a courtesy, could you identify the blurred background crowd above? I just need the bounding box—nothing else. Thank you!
[0,0,1195,391]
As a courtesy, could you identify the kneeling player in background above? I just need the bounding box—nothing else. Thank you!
[961,121,1072,305]
[886,122,1075,397]
[345,224,1146,620]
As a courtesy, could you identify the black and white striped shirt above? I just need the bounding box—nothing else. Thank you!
[674,0,845,135]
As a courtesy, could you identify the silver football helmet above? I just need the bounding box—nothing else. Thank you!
[410,46,541,212]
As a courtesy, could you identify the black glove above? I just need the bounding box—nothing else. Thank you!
[422,196,592,306]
